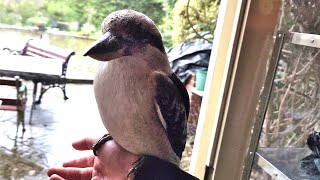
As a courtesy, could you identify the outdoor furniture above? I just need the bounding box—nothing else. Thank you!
[19,39,75,104]
[0,76,27,132]
[0,55,63,124]
[0,55,93,123]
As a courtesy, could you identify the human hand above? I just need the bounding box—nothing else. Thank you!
[47,137,139,180]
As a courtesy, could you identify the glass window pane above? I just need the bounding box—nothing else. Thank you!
[255,39,320,179]
[250,0,320,179]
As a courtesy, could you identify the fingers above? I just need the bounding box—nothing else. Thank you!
[72,137,96,151]
[47,167,93,180]
[49,174,65,180]
[63,155,95,168]
[47,137,97,180]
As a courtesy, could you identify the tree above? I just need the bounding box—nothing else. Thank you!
[0,0,169,42]
[171,0,219,45]
[42,0,166,36]
[89,0,166,32]
[0,1,39,26]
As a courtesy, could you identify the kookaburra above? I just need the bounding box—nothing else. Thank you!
[84,9,190,167]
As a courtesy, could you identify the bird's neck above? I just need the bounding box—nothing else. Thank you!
[135,45,172,73]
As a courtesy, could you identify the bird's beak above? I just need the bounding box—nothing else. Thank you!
[83,32,120,61]
[84,32,112,56]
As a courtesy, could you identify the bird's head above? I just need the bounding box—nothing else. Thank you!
[84,9,166,61]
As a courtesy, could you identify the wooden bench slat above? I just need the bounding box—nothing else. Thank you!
[0,98,27,106]
[26,45,69,60]
[0,105,19,111]
[0,78,21,87]
[25,49,65,62]
[25,40,75,59]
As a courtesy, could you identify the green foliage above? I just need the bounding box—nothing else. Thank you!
[42,0,93,31]
[42,0,166,36]
[159,1,175,48]
[167,0,178,8]
[45,0,76,22]
[172,0,219,45]
[0,0,218,48]
[15,1,40,25]
[87,0,166,31]
[0,0,166,34]
[0,3,17,25]
[26,16,49,27]
[160,18,174,49]
[0,1,38,26]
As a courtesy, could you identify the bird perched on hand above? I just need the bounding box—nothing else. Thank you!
[84,9,190,169]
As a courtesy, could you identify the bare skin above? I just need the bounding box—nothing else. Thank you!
[47,138,139,180]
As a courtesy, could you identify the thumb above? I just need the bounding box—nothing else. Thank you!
[72,137,96,151]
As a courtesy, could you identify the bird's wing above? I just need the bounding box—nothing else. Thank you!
[154,72,190,159]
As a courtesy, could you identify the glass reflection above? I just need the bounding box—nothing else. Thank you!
[251,0,320,179]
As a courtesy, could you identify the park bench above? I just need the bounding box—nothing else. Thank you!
[20,39,75,104]
[0,76,27,132]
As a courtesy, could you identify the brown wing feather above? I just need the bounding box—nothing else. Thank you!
[154,73,190,158]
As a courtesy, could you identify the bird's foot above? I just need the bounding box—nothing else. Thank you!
[127,155,145,178]
[92,134,113,156]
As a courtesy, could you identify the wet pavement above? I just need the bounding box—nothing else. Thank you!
[0,83,107,179]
